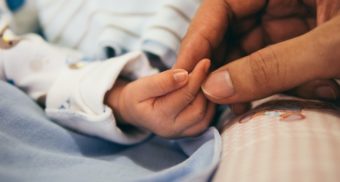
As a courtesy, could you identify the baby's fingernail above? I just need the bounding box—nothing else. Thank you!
[202,70,234,99]
[203,59,211,73]
[173,69,188,83]
[315,86,337,100]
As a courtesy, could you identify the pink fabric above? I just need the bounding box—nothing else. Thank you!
[214,96,340,182]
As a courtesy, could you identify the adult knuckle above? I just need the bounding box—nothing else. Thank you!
[248,52,270,86]
[248,47,284,92]
[197,31,216,51]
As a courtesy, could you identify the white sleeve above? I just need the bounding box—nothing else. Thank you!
[0,33,82,100]
[0,30,158,144]
[46,52,158,144]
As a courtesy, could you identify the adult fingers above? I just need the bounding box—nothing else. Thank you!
[174,0,267,71]
[174,0,230,71]
[289,79,340,100]
[201,15,340,104]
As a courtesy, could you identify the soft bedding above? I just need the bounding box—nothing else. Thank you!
[0,81,221,182]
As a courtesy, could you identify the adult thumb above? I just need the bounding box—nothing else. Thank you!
[132,69,189,101]
[202,16,340,104]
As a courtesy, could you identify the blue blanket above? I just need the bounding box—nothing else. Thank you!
[0,81,221,182]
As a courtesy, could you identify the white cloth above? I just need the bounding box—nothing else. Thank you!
[46,52,157,144]
[0,0,201,144]
[0,28,158,144]
[33,0,200,67]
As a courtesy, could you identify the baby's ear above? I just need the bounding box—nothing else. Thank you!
[130,69,189,101]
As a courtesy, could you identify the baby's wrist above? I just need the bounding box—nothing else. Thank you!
[104,79,130,125]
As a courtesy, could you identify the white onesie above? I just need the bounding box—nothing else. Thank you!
[0,24,158,145]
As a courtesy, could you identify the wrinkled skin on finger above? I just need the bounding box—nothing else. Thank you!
[212,0,340,67]
[178,0,340,69]
[176,0,340,114]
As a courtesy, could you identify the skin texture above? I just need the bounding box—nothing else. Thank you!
[105,59,215,138]
[174,0,340,108]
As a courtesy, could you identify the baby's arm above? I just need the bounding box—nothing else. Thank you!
[0,26,159,144]
[105,59,216,138]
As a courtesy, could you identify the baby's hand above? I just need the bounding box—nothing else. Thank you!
[105,59,215,138]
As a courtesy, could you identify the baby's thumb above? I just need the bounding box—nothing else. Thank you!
[132,69,189,101]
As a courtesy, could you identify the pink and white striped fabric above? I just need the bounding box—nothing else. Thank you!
[214,96,340,182]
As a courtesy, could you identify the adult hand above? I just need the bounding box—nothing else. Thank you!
[175,0,340,107]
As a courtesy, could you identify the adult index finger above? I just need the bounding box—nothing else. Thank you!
[174,0,266,71]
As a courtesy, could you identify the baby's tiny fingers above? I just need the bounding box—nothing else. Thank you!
[131,69,189,101]
[180,102,215,137]
[155,59,210,115]
[173,92,208,131]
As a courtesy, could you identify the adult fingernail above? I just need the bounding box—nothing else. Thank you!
[173,69,188,83]
[202,70,234,99]
[315,86,337,100]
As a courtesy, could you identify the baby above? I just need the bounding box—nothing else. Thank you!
[105,59,215,138]
[0,25,215,144]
